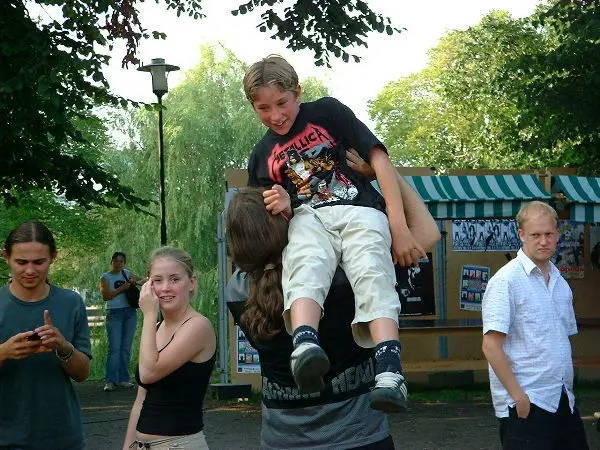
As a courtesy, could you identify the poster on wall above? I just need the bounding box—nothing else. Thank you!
[460,265,490,311]
[236,326,260,374]
[394,253,435,316]
[452,219,521,252]
[590,224,600,270]
[552,221,584,279]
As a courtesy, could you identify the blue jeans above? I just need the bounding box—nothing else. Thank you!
[105,307,137,383]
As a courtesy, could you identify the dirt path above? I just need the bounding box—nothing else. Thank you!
[78,382,600,449]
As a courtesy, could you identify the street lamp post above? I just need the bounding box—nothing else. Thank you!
[137,58,180,246]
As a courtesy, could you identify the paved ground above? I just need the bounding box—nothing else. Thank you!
[78,381,600,449]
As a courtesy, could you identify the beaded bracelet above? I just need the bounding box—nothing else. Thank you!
[55,344,74,364]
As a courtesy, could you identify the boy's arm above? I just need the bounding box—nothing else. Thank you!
[369,147,427,267]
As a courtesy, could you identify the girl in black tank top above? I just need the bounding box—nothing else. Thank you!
[122,247,217,450]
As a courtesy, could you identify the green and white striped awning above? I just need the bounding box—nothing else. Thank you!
[552,175,600,222]
[404,174,551,219]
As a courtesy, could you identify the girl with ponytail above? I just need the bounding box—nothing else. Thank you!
[226,188,288,341]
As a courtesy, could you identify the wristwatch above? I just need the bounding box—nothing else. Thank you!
[55,344,74,364]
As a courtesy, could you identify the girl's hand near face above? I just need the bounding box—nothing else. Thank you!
[139,279,159,316]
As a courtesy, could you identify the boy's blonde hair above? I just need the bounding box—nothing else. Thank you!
[516,201,558,229]
[243,55,299,103]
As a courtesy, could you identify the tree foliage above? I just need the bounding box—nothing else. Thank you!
[1,1,152,209]
[370,11,543,171]
[232,0,402,66]
[370,3,600,173]
[1,0,398,209]
[503,0,600,173]
[0,113,126,285]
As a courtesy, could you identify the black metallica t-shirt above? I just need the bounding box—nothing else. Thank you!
[247,96,387,213]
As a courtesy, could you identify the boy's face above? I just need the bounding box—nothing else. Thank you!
[252,85,301,135]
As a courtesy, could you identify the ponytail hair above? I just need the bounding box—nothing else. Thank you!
[226,188,288,341]
[245,263,284,341]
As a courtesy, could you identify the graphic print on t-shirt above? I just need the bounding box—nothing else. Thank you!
[268,123,358,208]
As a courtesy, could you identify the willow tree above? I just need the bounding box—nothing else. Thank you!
[69,46,329,314]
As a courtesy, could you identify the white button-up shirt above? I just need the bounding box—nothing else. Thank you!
[482,249,578,418]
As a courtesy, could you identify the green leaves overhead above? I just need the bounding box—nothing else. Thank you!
[506,0,600,173]
[1,0,157,209]
[370,11,538,172]
[231,0,402,66]
[2,0,398,210]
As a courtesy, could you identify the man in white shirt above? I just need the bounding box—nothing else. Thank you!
[482,201,588,449]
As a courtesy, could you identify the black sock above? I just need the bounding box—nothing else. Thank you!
[374,340,403,375]
[292,325,319,348]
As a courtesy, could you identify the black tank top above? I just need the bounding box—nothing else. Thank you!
[135,320,216,436]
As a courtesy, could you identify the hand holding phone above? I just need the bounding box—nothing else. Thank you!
[27,332,41,341]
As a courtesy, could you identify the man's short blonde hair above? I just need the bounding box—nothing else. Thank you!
[243,55,299,103]
[516,201,558,229]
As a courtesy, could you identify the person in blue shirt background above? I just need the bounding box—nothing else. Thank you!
[100,251,141,392]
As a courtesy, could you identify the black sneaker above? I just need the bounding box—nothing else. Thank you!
[369,372,408,413]
[290,342,330,394]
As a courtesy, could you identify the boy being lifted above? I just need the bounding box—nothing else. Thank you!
[244,55,428,412]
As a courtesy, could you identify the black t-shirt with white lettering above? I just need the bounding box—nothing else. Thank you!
[248,96,387,213]
[227,268,375,409]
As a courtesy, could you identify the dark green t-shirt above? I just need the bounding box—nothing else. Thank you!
[0,284,92,450]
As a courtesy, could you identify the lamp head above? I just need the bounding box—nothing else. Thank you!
[137,58,180,97]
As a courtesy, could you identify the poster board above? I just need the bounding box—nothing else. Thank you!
[459,265,489,312]
[395,253,435,316]
[552,221,584,279]
[452,219,520,252]
[590,224,600,269]
[236,326,260,374]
